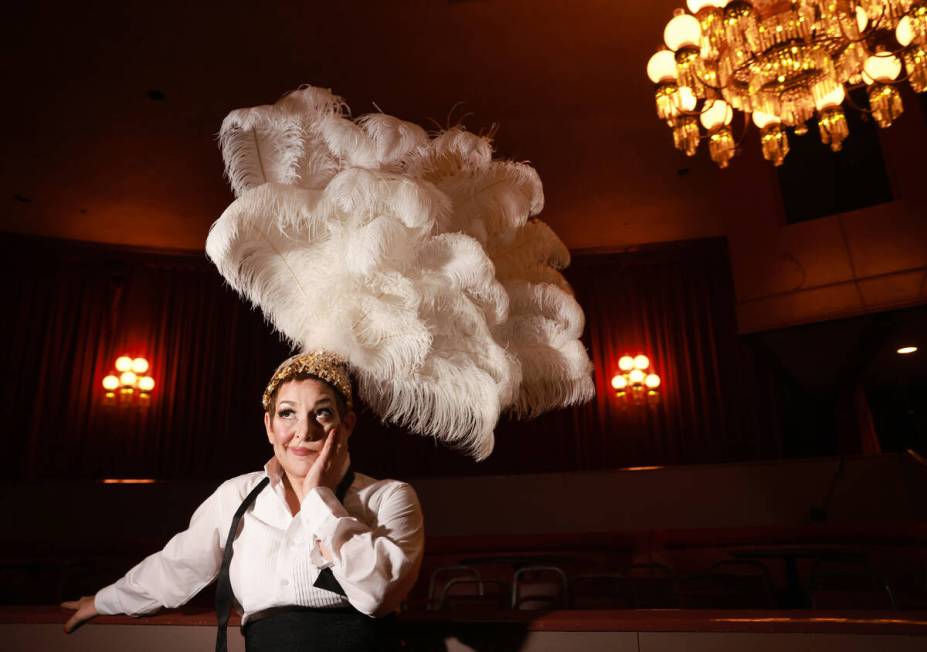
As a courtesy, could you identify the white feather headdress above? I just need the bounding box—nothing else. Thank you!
[206,85,594,460]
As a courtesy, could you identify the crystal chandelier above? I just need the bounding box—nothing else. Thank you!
[646,0,927,167]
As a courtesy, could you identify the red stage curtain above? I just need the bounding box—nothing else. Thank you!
[2,235,782,481]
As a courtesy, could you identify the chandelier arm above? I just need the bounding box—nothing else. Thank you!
[870,4,889,33]
[841,86,875,115]
[730,110,752,151]
[835,5,885,44]
[695,71,728,93]
[883,65,913,84]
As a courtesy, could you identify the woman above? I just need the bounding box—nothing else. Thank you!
[62,351,425,651]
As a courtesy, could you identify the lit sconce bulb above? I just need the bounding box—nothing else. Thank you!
[120,371,138,387]
[897,346,918,354]
[633,354,651,370]
[138,376,156,391]
[629,368,646,384]
[645,374,662,389]
[115,356,133,372]
[611,374,629,390]
[132,357,149,374]
[618,355,635,371]
[102,375,120,391]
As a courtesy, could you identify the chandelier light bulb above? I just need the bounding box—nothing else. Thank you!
[138,376,156,392]
[115,356,133,372]
[647,49,679,83]
[674,85,698,112]
[645,373,662,389]
[700,99,733,129]
[863,53,903,83]
[687,0,725,13]
[815,85,846,111]
[664,10,702,51]
[618,355,635,372]
[751,110,780,129]
[611,374,629,390]
[896,15,913,46]
[646,0,918,166]
[629,368,646,384]
[120,371,138,387]
[102,375,120,391]
[131,357,149,374]
[633,354,651,370]
[856,5,869,33]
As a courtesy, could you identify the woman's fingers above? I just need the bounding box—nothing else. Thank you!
[62,596,96,633]
[64,612,82,633]
[317,429,335,463]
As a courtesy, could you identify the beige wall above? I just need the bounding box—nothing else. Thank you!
[721,95,927,333]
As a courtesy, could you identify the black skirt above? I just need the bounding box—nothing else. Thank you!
[243,606,397,652]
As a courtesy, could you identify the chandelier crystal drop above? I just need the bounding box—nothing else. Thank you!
[646,0,927,168]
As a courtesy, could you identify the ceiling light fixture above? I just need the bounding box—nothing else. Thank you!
[897,346,918,354]
[646,0,927,168]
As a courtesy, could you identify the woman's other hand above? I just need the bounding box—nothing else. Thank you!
[302,427,348,495]
[61,596,98,633]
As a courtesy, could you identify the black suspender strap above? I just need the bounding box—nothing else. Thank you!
[214,468,355,651]
[312,468,355,596]
[215,476,269,652]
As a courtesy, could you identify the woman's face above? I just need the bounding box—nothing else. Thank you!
[264,378,355,480]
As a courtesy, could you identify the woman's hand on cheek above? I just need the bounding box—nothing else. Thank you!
[301,427,347,495]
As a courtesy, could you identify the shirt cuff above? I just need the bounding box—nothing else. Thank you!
[299,487,350,541]
[94,584,122,615]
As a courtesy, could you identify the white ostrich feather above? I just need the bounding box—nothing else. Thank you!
[208,85,594,459]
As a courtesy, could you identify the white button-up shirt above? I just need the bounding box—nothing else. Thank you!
[94,459,425,622]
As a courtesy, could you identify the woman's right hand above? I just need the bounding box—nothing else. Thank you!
[61,596,98,633]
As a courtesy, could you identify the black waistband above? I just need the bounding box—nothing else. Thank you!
[245,605,358,628]
[242,606,397,652]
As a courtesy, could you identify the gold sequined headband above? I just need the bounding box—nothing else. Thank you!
[262,351,354,411]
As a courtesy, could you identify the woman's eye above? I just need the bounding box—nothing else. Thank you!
[315,408,334,421]
[278,409,295,418]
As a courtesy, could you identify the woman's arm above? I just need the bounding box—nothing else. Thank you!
[62,477,241,631]
[300,481,425,617]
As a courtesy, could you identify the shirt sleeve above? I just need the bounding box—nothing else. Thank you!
[299,481,425,617]
[94,481,231,616]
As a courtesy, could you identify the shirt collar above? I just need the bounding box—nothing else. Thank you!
[263,456,284,487]
[261,455,354,490]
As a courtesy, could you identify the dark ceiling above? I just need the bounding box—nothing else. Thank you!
[2,0,747,251]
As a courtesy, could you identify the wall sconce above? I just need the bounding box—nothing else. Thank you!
[102,356,155,407]
[611,354,661,407]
